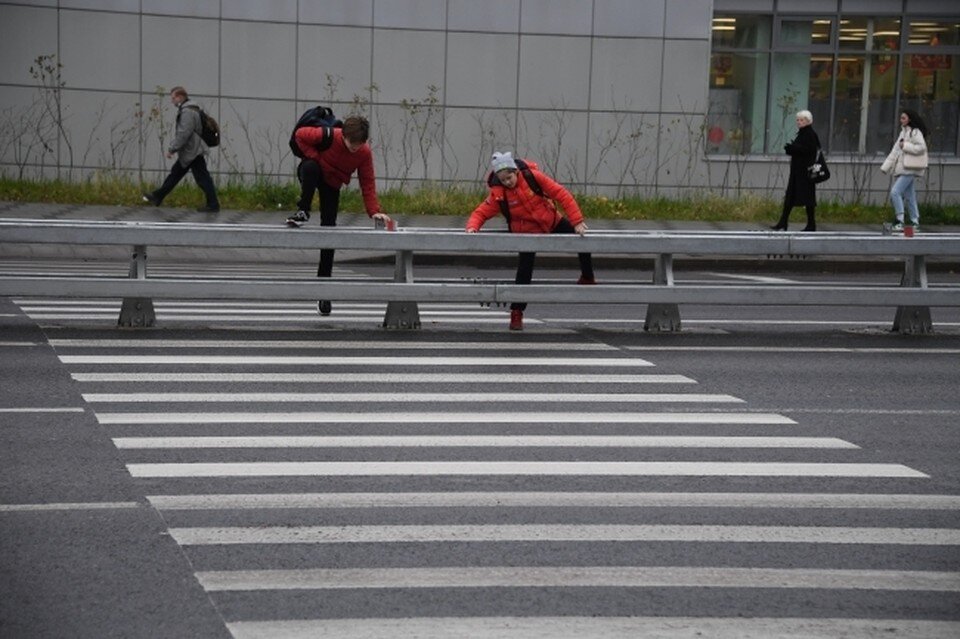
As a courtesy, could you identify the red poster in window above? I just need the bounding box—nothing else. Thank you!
[910,55,951,70]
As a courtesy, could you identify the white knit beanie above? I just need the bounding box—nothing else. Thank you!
[491,151,517,173]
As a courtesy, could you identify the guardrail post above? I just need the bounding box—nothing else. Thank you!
[893,255,932,334]
[383,249,420,329]
[117,244,155,327]
[644,253,681,332]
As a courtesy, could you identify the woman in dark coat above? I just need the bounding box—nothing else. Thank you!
[771,109,821,232]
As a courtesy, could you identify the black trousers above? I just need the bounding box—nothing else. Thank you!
[152,155,219,208]
[512,218,594,311]
[298,160,342,277]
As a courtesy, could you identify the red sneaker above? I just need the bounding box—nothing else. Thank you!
[509,308,523,331]
[577,275,596,285]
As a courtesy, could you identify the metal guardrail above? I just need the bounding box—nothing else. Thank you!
[1,218,958,333]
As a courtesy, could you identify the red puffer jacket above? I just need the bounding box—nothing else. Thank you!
[466,162,584,234]
[294,126,381,215]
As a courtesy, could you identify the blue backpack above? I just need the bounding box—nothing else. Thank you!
[289,106,342,158]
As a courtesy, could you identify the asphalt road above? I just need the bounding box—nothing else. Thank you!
[1,261,960,638]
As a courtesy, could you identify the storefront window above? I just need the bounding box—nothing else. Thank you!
[708,9,959,156]
[708,53,769,154]
[908,20,960,47]
[780,19,833,47]
[899,54,960,153]
[766,53,832,153]
[711,15,771,49]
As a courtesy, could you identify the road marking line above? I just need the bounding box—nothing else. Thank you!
[84,392,740,404]
[0,502,140,512]
[129,461,925,478]
[52,339,609,351]
[71,372,695,384]
[625,345,960,354]
[197,566,960,592]
[225,617,960,639]
[169,523,955,546]
[0,342,40,346]
[0,407,84,413]
[61,355,651,366]
[114,435,853,449]
[97,411,794,425]
[146,491,960,511]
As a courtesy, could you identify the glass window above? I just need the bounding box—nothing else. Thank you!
[838,18,902,51]
[838,19,868,50]
[780,18,833,47]
[873,19,902,51]
[767,53,832,153]
[908,20,960,47]
[831,55,898,154]
[707,9,959,157]
[707,53,769,154]
[712,15,771,49]
[899,54,960,153]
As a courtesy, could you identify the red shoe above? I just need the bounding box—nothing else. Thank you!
[509,308,523,331]
[577,275,596,285]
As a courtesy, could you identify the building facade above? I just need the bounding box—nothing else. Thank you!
[0,0,957,204]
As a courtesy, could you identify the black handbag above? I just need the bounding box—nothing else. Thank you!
[808,149,830,183]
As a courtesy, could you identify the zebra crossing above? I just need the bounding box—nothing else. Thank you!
[6,258,520,327]
[48,332,960,637]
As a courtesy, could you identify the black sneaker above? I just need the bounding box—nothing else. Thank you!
[141,193,159,206]
[196,205,219,213]
[318,300,332,316]
[286,210,310,228]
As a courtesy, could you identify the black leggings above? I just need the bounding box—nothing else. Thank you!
[298,160,341,277]
[512,218,594,311]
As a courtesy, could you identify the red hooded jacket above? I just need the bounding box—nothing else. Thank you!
[466,162,584,234]
[294,126,381,215]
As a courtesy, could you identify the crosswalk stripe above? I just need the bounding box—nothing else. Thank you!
[168,524,957,545]
[61,355,649,366]
[225,617,960,639]
[71,372,695,384]
[96,412,795,425]
[128,461,925,478]
[50,339,615,351]
[84,392,740,403]
[113,435,854,449]
[0,407,85,413]
[196,566,960,592]
[145,491,960,511]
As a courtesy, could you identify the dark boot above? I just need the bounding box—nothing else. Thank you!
[771,208,789,230]
[802,206,816,232]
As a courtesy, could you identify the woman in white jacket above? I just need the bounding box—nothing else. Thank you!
[881,109,929,231]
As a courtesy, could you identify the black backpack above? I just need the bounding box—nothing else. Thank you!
[289,106,342,158]
[487,158,544,225]
[183,105,220,148]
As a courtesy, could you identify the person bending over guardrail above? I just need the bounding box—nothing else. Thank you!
[287,114,392,316]
[466,151,595,331]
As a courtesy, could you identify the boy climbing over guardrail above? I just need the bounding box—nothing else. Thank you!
[466,151,595,331]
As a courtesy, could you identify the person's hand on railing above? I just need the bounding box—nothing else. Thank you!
[372,212,391,223]
[574,222,587,236]
[465,227,478,233]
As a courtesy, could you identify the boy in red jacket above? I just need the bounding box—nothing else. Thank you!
[466,151,595,331]
[287,116,391,315]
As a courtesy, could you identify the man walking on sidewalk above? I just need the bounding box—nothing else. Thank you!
[142,86,220,213]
